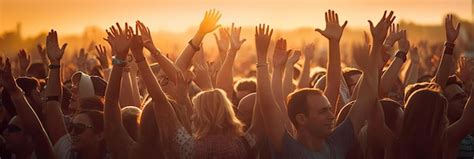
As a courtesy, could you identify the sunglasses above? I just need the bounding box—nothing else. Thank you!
[68,123,93,134]
[5,124,22,133]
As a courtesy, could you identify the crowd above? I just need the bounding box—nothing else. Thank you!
[0,9,473,159]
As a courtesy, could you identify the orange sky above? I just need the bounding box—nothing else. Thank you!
[0,0,472,36]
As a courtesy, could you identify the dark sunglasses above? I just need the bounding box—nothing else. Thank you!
[68,123,93,134]
[5,124,22,133]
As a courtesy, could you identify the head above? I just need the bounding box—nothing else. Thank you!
[404,82,439,105]
[69,72,106,112]
[121,106,142,141]
[445,75,468,123]
[234,78,257,102]
[236,93,256,131]
[2,116,33,154]
[69,110,105,153]
[287,88,335,138]
[400,88,448,159]
[342,68,362,95]
[379,99,404,136]
[26,63,47,79]
[191,89,244,139]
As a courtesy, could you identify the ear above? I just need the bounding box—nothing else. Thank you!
[295,113,307,127]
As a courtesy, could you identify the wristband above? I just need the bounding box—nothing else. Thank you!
[112,57,127,67]
[48,64,61,69]
[395,51,407,62]
[188,40,201,52]
[444,41,455,48]
[256,63,268,68]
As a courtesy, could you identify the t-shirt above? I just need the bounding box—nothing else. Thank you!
[457,135,474,159]
[274,119,356,159]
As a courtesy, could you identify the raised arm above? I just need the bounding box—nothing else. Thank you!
[216,23,246,99]
[255,24,287,151]
[44,30,69,144]
[0,59,56,159]
[137,21,180,84]
[37,44,50,74]
[283,51,301,99]
[433,14,461,88]
[348,11,395,137]
[380,27,410,96]
[272,38,290,109]
[95,44,111,80]
[129,25,182,139]
[213,27,230,63]
[298,43,315,89]
[403,47,420,86]
[17,49,30,76]
[103,23,135,159]
[445,83,474,159]
[315,10,347,108]
[176,9,221,71]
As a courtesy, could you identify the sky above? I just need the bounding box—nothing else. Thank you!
[0,0,472,36]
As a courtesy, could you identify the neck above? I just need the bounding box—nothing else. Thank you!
[77,143,104,159]
[296,129,326,152]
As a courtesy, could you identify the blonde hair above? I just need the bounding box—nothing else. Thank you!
[192,89,244,139]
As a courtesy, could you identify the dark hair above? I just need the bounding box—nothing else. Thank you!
[234,78,257,93]
[287,88,324,127]
[379,98,404,133]
[77,110,104,133]
[16,77,39,93]
[26,63,47,79]
[404,82,440,104]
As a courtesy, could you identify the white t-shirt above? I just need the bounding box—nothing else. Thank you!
[54,135,74,159]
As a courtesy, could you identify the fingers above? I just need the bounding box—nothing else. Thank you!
[342,20,348,29]
[368,20,374,31]
[61,43,68,53]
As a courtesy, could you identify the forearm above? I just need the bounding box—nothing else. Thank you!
[216,49,237,99]
[46,62,61,97]
[41,56,50,73]
[119,71,136,106]
[324,40,342,108]
[283,64,295,100]
[380,57,404,96]
[433,46,454,88]
[404,62,419,87]
[176,33,205,71]
[271,66,285,108]
[150,50,180,83]
[298,59,311,88]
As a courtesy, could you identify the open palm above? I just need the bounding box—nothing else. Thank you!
[315,10,348,41]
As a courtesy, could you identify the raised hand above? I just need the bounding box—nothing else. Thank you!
[76,48,88,70]
[397,30,410,53]
[255,24,273,63]
[130,24,145,62]
[445,14,461,43]
[36,44,47,61]
[213,27,230,53]
[408,46,420,64]
[384,23,403,48]
[104,22,132,60]
[95,45,110,69]
[136,21,157,52]
[226,23,247,51]
[287,50,301,66]
[0,59,18,92]
[17,49,30,72]
[198,9,222,34]
[46,30,68,64]
[368,11,396,45]
[273,38,290,68]
[315,10,348,42]
[457,57,474,91]
[303,43,316,60]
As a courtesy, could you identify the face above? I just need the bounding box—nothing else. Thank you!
[69,113,101,151]
[3,117,31,152]
[298,94,336,138]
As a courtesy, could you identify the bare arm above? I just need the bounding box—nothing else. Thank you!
[380,28,409,96]
[433,14,461,88]
[44,30,68,144]
[1,59,56,159]
[403,47,420,87]
[283,51,301,100]
[315,10,347,109]
[272,38,290,110]
[176,10,221,71]
[103,23,135,159]
[216,23,246,99]
[298,43,315,89]
[349,10,395,137]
